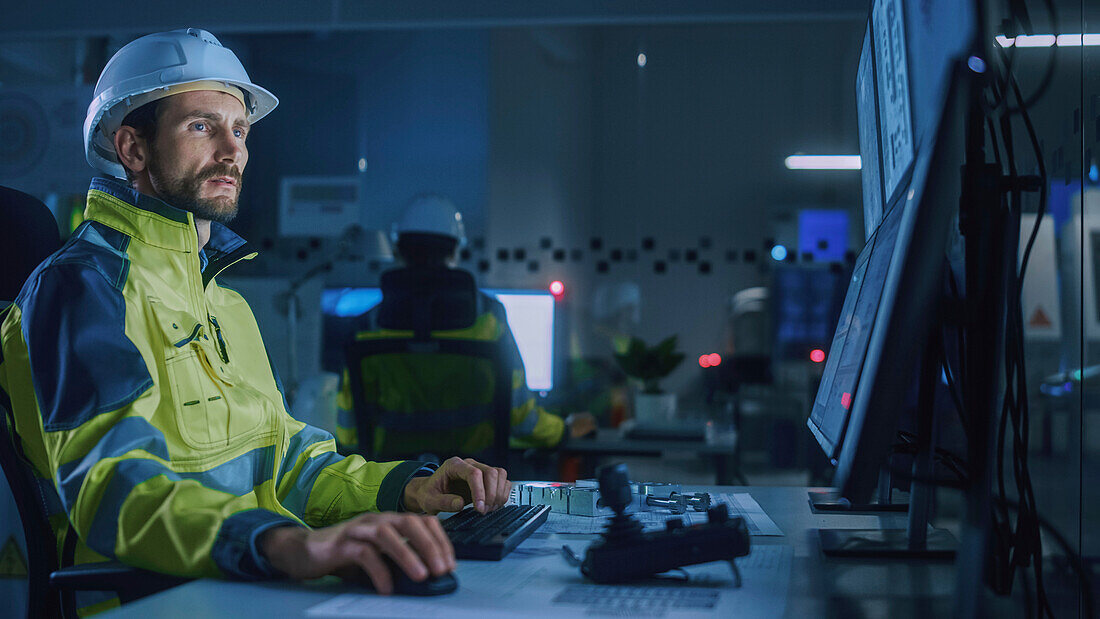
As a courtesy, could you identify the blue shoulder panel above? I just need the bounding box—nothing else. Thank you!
[17,231,153,432]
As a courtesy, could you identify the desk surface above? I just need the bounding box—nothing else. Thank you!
[102,486,959,618]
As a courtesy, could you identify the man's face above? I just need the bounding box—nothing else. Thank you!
[145,90,250,224]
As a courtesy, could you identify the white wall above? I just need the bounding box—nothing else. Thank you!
[482,22,865,395]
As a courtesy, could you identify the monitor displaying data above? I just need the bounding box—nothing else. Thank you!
[872,0,914,204]
[321,286,555,392]
[807,201,902,460]
[857,26,885,239]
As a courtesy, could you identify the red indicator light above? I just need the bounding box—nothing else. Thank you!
[841,392,852,410]
[549,280,565,297]
[810,349,826,363]
[700,353,721,368]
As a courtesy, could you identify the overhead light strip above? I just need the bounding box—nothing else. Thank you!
[784,155,862,170]
[996,33,1100,47]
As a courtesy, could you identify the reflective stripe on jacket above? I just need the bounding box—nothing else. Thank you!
[0,178,424,584]
[336,292,565,455]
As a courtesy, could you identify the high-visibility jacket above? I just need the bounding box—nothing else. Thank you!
[0,178,427,613]
[336,289,565,456]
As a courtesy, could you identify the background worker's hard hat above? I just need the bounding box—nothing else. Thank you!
[84,28,278,179]
[392,195,467,248]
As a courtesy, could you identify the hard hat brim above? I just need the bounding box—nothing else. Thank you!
[85,78,278,179]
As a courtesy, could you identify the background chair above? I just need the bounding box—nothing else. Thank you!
[344,267,514,468]
[0,186,62,302]
[0,185,187,618]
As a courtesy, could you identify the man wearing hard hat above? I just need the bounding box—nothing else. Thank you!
[335,195,595,459]
[0,29,507,610]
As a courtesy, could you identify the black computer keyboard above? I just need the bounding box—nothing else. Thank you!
[442,504,551,560]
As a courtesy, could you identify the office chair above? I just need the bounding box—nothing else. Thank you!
[344,267,513,468]
[0,185,187,618]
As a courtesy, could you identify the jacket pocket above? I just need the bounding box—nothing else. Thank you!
[150,299,261,448]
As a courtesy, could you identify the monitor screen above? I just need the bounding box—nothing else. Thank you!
[807,200,902,460]
[872,0,914,204]
[321,287,555,392]
[857,26,885,239]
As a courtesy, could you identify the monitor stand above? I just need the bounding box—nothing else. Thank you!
[817,334,958,559]
[808,468,908,513]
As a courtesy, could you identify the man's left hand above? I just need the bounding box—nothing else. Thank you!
[403,457,511,515]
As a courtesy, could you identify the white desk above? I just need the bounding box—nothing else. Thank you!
[101,486,960,617]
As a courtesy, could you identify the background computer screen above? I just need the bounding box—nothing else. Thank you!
[321,287,555,392]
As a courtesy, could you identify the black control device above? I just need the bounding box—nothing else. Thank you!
[580,463,751,584]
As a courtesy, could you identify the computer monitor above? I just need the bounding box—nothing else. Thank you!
[321,286,556,392]
[482,289,555,392]
[857,27,885,239]
[807,199,903,463]
[808,0,978,506]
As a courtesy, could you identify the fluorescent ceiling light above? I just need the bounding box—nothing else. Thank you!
[996,33,1100,47]
[1017,34,1057,47]
[785,155,861,170]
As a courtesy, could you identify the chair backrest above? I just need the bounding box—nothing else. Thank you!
[0,375,63,618]
[376,267,478,336]
[0,187,64,617]
[0,186,62,303]
[346,268,512,466]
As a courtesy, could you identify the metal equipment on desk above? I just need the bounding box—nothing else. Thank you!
[512,480,712,516]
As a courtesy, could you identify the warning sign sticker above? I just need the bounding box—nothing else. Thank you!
[1029,307,1053,329]
[0,535,28,578]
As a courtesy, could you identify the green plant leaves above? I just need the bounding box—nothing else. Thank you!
[613,335,685,394]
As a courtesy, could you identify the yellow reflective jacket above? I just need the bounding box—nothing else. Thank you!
[0,178,426,599]
[336,288,565,456]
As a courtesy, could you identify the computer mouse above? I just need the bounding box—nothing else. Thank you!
[362,556,458,596]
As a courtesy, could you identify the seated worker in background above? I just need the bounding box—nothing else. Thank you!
[336,196,596,458]
[0,29,509,609]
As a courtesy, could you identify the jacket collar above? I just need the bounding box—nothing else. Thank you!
[84,177,248,258]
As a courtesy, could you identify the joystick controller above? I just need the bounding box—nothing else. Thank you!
[580,463,750,584]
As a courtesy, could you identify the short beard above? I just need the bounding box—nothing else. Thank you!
[147,143,243,225]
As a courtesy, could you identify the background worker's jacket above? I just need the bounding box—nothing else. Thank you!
[0,178,426,598]
[336,271,565,456]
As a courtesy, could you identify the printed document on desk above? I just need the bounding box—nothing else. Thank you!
[306,544,793,618]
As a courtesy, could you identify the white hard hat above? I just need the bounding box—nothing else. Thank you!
[391,195,467,247]
[84,28,278,178]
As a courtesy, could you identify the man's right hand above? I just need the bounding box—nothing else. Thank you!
[259,512,455,594]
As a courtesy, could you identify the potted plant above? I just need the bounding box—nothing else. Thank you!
[614,336,685,424]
